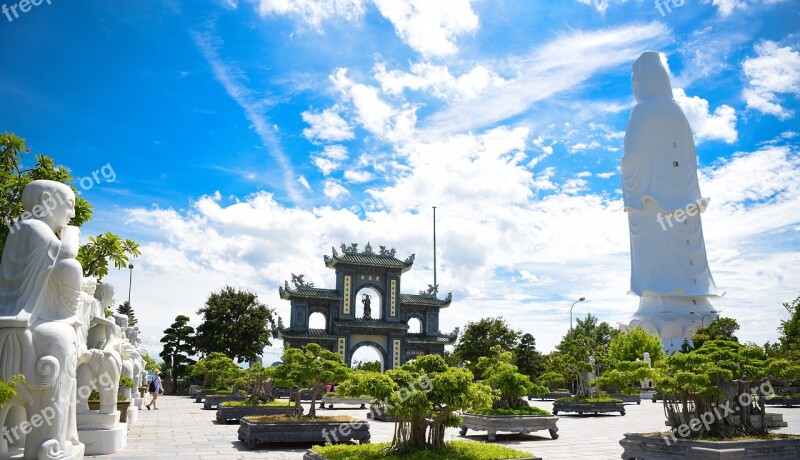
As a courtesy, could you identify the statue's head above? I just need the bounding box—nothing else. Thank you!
[81,277,98,296]
[631,51,673,102]
[21,180,76,232]
[95,283,116,309]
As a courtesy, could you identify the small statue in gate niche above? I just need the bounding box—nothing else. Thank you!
[362,294,372,319]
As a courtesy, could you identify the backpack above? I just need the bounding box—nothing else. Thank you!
[148,379,156,393]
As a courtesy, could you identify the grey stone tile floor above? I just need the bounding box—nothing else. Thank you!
[88,395,800,460]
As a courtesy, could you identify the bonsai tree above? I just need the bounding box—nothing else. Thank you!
[537,371,566,393]
[655,338,800,439]
[594,360,656,396]
[272,343,351,417]
[337,354,494,452]
[190,352,242,391]
[231,363,276,405]
[475,345,546,410]
[608,327,665,364]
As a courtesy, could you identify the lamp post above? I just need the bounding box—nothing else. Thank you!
[570,297,586,331]
[689,311,718,327]
[127,263,134,306]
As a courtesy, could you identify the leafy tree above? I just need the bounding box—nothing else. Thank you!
[656,339,800,439]
[537,371,566,392]
[594,360,656,396]
[142,353,159,372]
[692,317,739,348]
[608,327,665,364]
[117,301,137,326]
[77,232,141,280]
[778,295,800,356]
[337,354,493,452]
[476,346,545,408]
[453,317,519,375]
[160,315,196,395]
[352,360,382,372]
[679,338,694,353]
[515,333,545,378]
[190,352,242,390]
[272,343,351,417]
[0,133,140,275]
[194,286,276,363]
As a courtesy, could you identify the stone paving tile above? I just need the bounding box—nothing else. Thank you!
[88,395,800,460]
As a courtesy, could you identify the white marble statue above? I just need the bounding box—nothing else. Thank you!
[619,51,720,352]
[0,180,86,459]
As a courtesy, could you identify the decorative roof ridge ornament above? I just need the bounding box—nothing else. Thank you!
[364,242,373,254]
[405,253,415,264]
[290,273,314,289]
[378,245,396,257]
[341,242,359,254]
[419,283,439,296]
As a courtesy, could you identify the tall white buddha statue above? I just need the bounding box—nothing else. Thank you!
[620,51,720,352]
[0,180,87,459]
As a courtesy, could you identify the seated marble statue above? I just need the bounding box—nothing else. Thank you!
[0,180,87,459]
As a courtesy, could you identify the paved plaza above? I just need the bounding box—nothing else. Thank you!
[87,395,800,460]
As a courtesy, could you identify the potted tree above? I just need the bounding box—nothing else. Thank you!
[529,371,570,400]
[620,339,800,459]
[311,354,539,459]
[189,352,247,408]
[237,343,365,449]
[216,363,302,424]
[459,346,560,441]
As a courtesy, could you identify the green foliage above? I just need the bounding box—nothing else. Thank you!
[555,396,622,403]
[655,339,800,439]
[536,371,566,392]
[194,286,276,363]
[594,360,656,395]
[691,317,740,349]
[160,314,196,395]
[119,374,137,389]
[116,301,137,326]
[221,399,287,407]
[272,343,351,417]
[352,360,382,372]
[476,346,545,408]
[0,375,25,409]
[190,352,243,390]
[237,363,275,404]
[778,295,800,358]
[514,333,545,378]
[337,354,494,452]
[608,327,665,364]
[142,353,159,372]
[453,317,519,375]
[311,440,532,460]
[549,314,617,398]
[76,232,141,280]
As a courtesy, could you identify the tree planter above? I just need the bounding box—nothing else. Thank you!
[216,403,302,423]
[320,396,373,409]
[237,417,370,449]
[459,413,559,442]
[765,397,800,407]
[528,392,571,401]
[203,394,247,410]
[619,433,800,459]
[366,404,395,422]
[664,412,788,429]
[88,400,132,423]
[552,400,625,416]
[612,394,642,404]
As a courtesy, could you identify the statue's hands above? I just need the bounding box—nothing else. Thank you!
[58,225,81,259]
[89,349,104,370]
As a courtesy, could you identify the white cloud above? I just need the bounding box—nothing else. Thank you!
[331,68,417,142]
[673,88,738,144]
[575,0,629,14]
[372,0,478,57]
[255,0,366,29]
[302,106,355,142]
[425,22,670,134]
[742,41,800,120]
[596,171,616,179]
[374,62,506,101]
[298,176,312,191]
[311,145,350,176]
[344,170,374,183]
[322,145,349,161]
[323,179,350,200]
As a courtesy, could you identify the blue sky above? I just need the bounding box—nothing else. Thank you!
[1,0,798,363]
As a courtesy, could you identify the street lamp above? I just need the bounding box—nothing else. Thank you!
[570,297,586,331]
[689,311,718,327]
[127,263,134,306]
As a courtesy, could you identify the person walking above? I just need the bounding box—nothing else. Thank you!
[146,370,163,410]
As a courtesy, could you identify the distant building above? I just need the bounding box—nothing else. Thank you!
[274,242,458,370]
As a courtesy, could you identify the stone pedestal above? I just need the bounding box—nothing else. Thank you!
[77,411,120,430]
[78,423,127,456]
[127,406,139,426]
[133,397,144,409]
